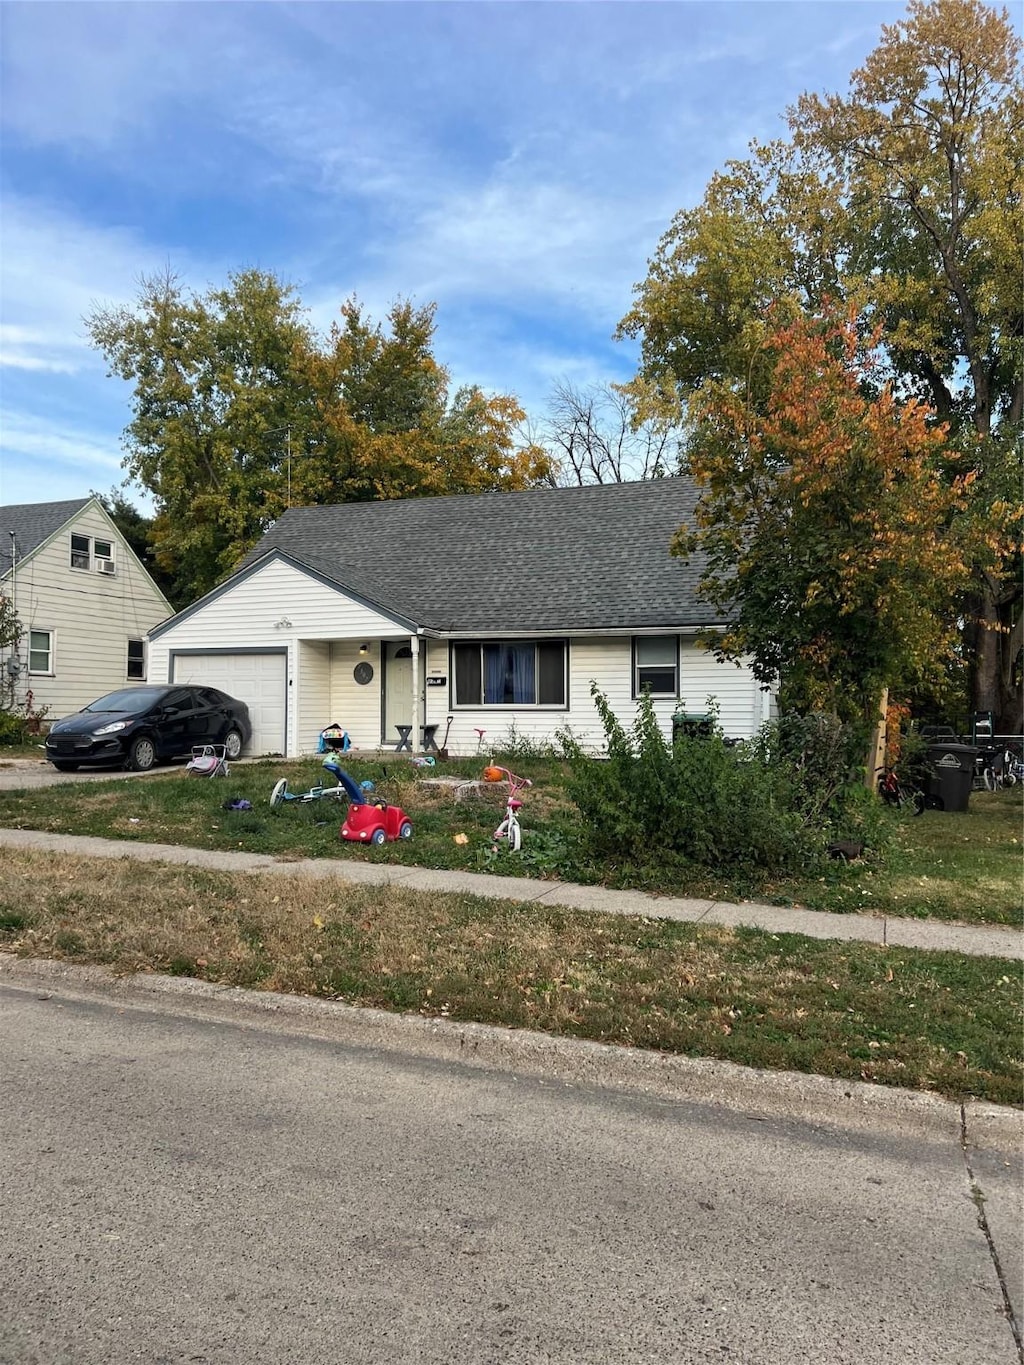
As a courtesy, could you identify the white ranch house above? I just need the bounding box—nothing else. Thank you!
[148,479,775,758]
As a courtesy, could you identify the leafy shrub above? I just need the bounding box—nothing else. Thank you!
[0,692,49,745]
[474,827,573,877]
[491,722,562,762]
[751,711,866,827]
[562,687,819,873]
[0,710,27,746]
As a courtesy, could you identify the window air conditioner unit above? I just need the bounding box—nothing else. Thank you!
[98,559,116,575]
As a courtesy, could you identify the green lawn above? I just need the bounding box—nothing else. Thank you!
[0,753,1019,924]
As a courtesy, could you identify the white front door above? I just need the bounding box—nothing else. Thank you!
[383,642,421,745]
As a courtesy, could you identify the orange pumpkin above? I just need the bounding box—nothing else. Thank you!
[483,765,504,782]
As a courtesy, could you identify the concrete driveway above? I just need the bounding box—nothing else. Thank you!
[0,756,185,789]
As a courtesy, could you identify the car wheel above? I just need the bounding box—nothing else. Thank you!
[398,820,413,840]
[223,728,243,761]
[370,828,387,846]
[51,760,80,772]
[126,735,157,772]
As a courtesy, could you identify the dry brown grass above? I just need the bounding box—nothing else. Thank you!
[1,847,1020,1104]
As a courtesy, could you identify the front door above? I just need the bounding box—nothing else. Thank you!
[383,642,422,745]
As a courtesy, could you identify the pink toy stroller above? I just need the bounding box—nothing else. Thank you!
[185,744,229,777]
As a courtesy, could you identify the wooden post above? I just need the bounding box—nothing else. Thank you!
[866,688,888,788]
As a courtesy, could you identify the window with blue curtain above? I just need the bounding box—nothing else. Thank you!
[453,641,565,706]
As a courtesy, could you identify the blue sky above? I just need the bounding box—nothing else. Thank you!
[1,0,919,509]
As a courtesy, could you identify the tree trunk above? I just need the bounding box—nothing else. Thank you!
[971,584,1024,736]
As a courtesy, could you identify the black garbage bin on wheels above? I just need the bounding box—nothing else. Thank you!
[924,743,978,812]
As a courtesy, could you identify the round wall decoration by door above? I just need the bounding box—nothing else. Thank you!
[353,662,374,685]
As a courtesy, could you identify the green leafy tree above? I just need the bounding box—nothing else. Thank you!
[88,280,550,604]
[620,0,1022,730]
[289,300,549,507]
[87,268,311,603]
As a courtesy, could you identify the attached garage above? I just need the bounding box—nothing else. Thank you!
[170,650,287,756]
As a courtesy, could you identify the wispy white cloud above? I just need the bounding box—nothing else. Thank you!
[0,407,127,507]
[0,194,212,375]
[1,409,122,472]
[0,326,80,375]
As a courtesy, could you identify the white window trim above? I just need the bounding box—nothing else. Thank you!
[28,628,55,676]
[70,532,117,575]
[70,533,91,572]
[632,635,680,699]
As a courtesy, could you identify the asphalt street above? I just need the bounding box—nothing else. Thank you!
[1,971,1020,1365]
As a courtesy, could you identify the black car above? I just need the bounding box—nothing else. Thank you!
[44,685,252,772]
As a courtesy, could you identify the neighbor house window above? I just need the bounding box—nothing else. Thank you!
[127,639,146,680]
[70,533,116,574]
[633,636,678,697]
[70,534,91,570]
[29,630,53,674]
[452,641,566,706]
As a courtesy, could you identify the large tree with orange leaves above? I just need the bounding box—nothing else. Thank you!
[621,0,1022,730]
[676,311,972,724]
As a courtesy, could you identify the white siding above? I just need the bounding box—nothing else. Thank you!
[297,639,332,753]
[682,642,774,738]
[421,636,772,754]
[149,559,409,756]
[5,502,171,719]
[149,558,404,668]
[328,640,386,750]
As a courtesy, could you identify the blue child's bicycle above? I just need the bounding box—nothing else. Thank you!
[270,755,366,808]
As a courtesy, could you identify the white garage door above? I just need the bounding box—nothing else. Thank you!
[172,652,287,756]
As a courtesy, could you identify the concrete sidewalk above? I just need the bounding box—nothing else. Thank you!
[2,826,1020,960]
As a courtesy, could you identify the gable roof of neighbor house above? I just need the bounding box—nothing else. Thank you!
[0,498,92,577]
[220,477,722,636]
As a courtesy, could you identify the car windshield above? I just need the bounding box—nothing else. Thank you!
[82,689,167,714]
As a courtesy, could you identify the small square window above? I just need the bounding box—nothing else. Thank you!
[70,534,90,570]
[127,639,146,680]
[29,630,53,674]
[634,636,678,697]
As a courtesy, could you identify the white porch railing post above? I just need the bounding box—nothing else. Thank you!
[411,635,420,754]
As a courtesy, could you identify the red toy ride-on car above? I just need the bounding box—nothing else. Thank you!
[342,797,413,845]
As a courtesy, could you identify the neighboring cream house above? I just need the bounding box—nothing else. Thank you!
[1,497,173,720]
[148,479,775,758]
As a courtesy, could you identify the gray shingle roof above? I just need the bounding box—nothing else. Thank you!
[0,499,91,577]
[235,478,721,634]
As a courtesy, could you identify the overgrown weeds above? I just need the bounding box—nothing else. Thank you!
[561,688,886,877]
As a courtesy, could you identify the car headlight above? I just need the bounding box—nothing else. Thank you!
[92,720,129,736]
